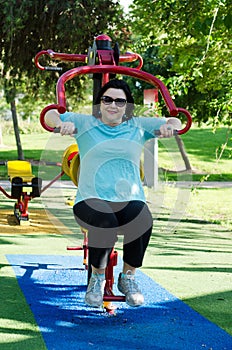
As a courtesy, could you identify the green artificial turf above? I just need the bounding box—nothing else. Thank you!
[0,256,47,350]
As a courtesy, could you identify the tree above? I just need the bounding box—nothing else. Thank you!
[0,0,129,158]
[129,0,232,127]
[124,0,232,172]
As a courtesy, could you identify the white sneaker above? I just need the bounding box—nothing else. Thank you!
[117,270,144,307]
[85,274,105,307]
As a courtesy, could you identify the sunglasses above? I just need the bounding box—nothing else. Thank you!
[101,95,127,107]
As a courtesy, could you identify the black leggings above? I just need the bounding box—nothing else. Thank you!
[73,199,153,269]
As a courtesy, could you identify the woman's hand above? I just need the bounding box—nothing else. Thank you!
[166,117,182,130]
[159,123,175,138]
[45,109,75,136]
[59,122,76,136]
[159,117,182,138]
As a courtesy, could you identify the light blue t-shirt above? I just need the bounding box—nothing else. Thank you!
[61,113,166,204]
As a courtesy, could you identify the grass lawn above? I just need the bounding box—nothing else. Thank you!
[159,126,232,181]
[145,185,232,230]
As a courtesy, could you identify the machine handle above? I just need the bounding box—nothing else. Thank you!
[34,49,87,71]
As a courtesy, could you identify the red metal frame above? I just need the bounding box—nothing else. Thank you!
[0,186,13,199]
[39,65,192,134]
[40,170,64,194]
[67,234,126,311]
[104,249,125,302]
[67,229,88,270]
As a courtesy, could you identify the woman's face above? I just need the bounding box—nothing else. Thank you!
[100,88,127,126]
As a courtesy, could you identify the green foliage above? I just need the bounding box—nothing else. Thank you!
[1,0,126,73]
[0,0,129,108]
[129,0,232,127]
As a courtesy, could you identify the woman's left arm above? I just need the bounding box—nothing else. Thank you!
[159,117,182,138]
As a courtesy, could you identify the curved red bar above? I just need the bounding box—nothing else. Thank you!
[40,66,192,134]
[34,50,49,70]
[40,104,59,132]
[119,52,143,70]
[176,107,192,135]
[34,50,87,70]
[56,65,178,115]
[35,49,143,70]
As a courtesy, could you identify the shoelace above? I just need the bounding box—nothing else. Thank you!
[89,277,104,293]
[124,274,140,293]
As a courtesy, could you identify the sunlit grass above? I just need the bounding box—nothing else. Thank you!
[159,125,232,180]
[146,185,232,230]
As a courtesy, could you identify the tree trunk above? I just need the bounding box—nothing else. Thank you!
[175,134,192,171]
[10,99,24,160]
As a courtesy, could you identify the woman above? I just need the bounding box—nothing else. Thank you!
[45,79,181,308]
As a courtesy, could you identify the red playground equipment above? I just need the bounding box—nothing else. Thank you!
[35,34,192,313]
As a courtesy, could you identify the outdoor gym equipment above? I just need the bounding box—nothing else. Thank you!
[35,34,192,134]
[0,159,66,224]
[0,160,42,223]
[35,34,192,313]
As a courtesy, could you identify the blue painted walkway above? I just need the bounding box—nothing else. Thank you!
[7,254,232,350]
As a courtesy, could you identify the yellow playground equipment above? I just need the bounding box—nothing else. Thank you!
[0,160,42,223]
[0,148,79,225]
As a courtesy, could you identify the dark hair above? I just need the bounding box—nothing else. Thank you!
[93,79,134,120]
